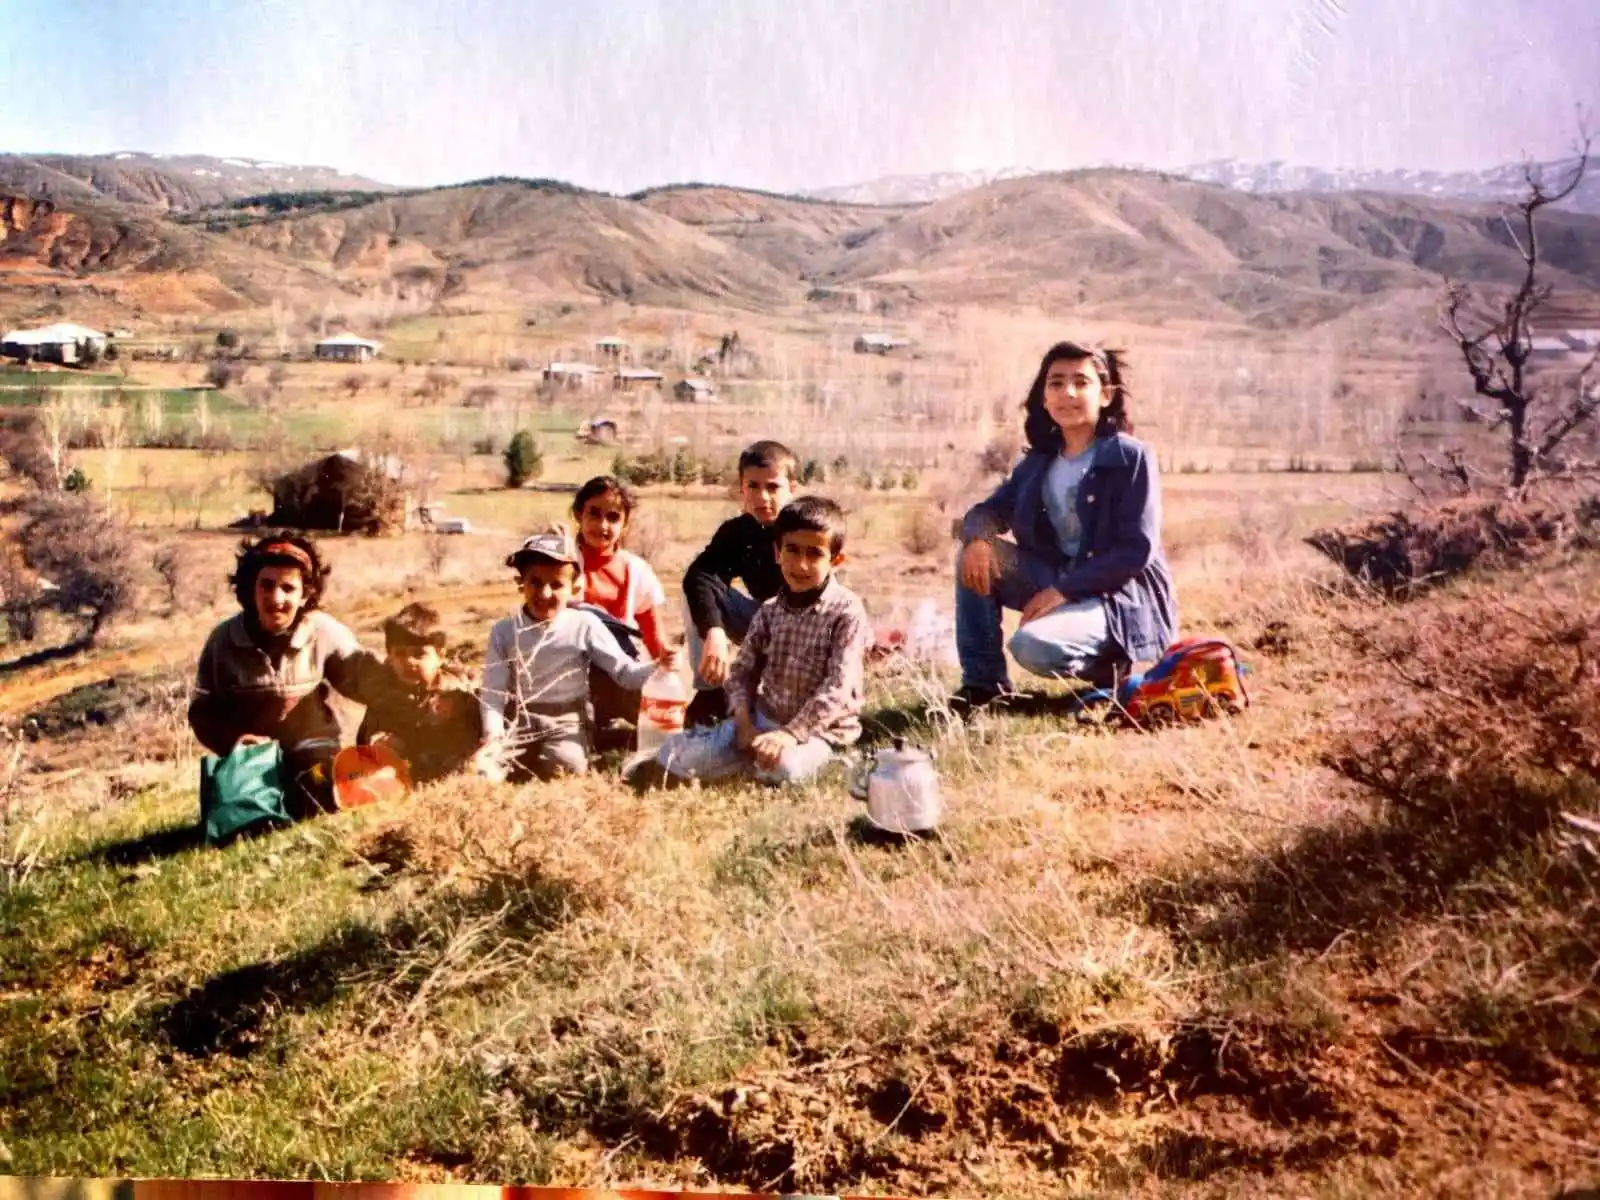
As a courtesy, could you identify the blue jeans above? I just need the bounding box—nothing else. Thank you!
[655,710,835,787]
[955,542,1121,691]
[684,587,761,692]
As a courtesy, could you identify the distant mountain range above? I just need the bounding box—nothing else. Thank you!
[804,159,1600,215]
[0,152,393,211]
[2,150,1598,333]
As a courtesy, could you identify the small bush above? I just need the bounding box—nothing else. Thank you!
[981,434,1021,475]
[900,469,920,491]
[472,435,498,456]
[204,358,244,389]
[506,356,531,373]
[63,467,91,493]
[902,506,946,557]
[503,431,544,488]
[215,329,239,350]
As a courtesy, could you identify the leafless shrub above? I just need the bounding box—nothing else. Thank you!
[17,492,143,645]
[1306,495,1584,597]
[343,372,367,396]
[0,412,57,490]
[152,543,200,614]
[422,369,454,401]
[980,432,1021,476]
[0,545,43,643]
[424,532,453,579]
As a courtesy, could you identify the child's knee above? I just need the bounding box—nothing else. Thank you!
[762,745,831,787]
[1007,628,1060,676]
[548,740,590,776]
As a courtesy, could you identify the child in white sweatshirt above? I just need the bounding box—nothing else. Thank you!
[479,527,678,781]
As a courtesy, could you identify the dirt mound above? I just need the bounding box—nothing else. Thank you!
[543,1016,1392,1194]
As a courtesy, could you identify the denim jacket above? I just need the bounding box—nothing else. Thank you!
[960,433,1178,662]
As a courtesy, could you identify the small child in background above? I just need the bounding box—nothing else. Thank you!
[356,602,483,783]
[480,526,679,781]
[636,496,869,789]
[681,439,797,728]
[570,475,671,748]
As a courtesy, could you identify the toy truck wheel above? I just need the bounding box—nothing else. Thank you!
[1147,701,1177,725]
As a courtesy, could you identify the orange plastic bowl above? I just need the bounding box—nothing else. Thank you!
[333,744,413,809]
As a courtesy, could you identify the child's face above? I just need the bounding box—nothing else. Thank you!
[577,490,629,555]
[518,560,577,622]
[739,464,794,525]
[1042,356,1108,441]
[776,529,842,593]
[388,642,443,690]
[253,565,305,634]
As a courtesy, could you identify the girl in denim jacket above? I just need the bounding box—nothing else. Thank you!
[953,341,1178,710]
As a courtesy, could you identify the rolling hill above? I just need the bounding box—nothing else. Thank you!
[218,182,801,309]
[2,163,1598,332]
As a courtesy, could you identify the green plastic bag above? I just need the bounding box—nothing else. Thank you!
[199,740,291,845]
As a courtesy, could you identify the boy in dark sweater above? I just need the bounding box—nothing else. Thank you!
[357,602,483,783]
[681,439,796,727]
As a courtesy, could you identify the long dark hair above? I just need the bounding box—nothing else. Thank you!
[1021,341,1133,453]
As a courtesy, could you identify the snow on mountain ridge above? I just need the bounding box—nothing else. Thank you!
[802,157,1599,214]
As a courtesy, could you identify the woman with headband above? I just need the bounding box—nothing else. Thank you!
[951,341,1178,713]
[188,531,386,819]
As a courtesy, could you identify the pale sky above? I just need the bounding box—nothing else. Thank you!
[2,0,1595,194]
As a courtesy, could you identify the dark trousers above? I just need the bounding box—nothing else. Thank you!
[574,603,647,753]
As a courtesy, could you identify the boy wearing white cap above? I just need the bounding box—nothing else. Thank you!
[479,525,679,781]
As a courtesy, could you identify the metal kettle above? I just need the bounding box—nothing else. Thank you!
[849,738,943,834]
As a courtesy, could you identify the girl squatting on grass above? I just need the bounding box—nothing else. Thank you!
[952,342,1178,711]
[188,532,387,818]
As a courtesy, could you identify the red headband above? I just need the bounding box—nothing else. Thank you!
[259,541,316,575]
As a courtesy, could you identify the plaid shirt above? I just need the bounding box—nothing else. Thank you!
[726,577,869,746]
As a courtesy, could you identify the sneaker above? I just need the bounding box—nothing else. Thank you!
[947,684,1014,717]
[685,688,728,729]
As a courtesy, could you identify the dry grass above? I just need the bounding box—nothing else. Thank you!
[4,473,1598,1194]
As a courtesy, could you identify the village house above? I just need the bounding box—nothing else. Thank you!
[614,367,664,392]
[1561,329,1600,352]
[543,361,607,390]
[314,333,382,363]
[673,377,717,403]
[853,332,910,355]
[595,336,629,360]
[1,322,110,366]
[1527,336,1574,362]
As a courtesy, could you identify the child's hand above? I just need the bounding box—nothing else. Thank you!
[657,646,683,672]
[234,734,271,751]
[371,732,409,758]
[700,628,732,685]
[960,540,999,596]
[750,730,796,771]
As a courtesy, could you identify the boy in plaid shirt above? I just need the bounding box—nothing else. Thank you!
[633,496,869,788]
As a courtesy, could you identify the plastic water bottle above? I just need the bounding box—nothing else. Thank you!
[636,661,691,759]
